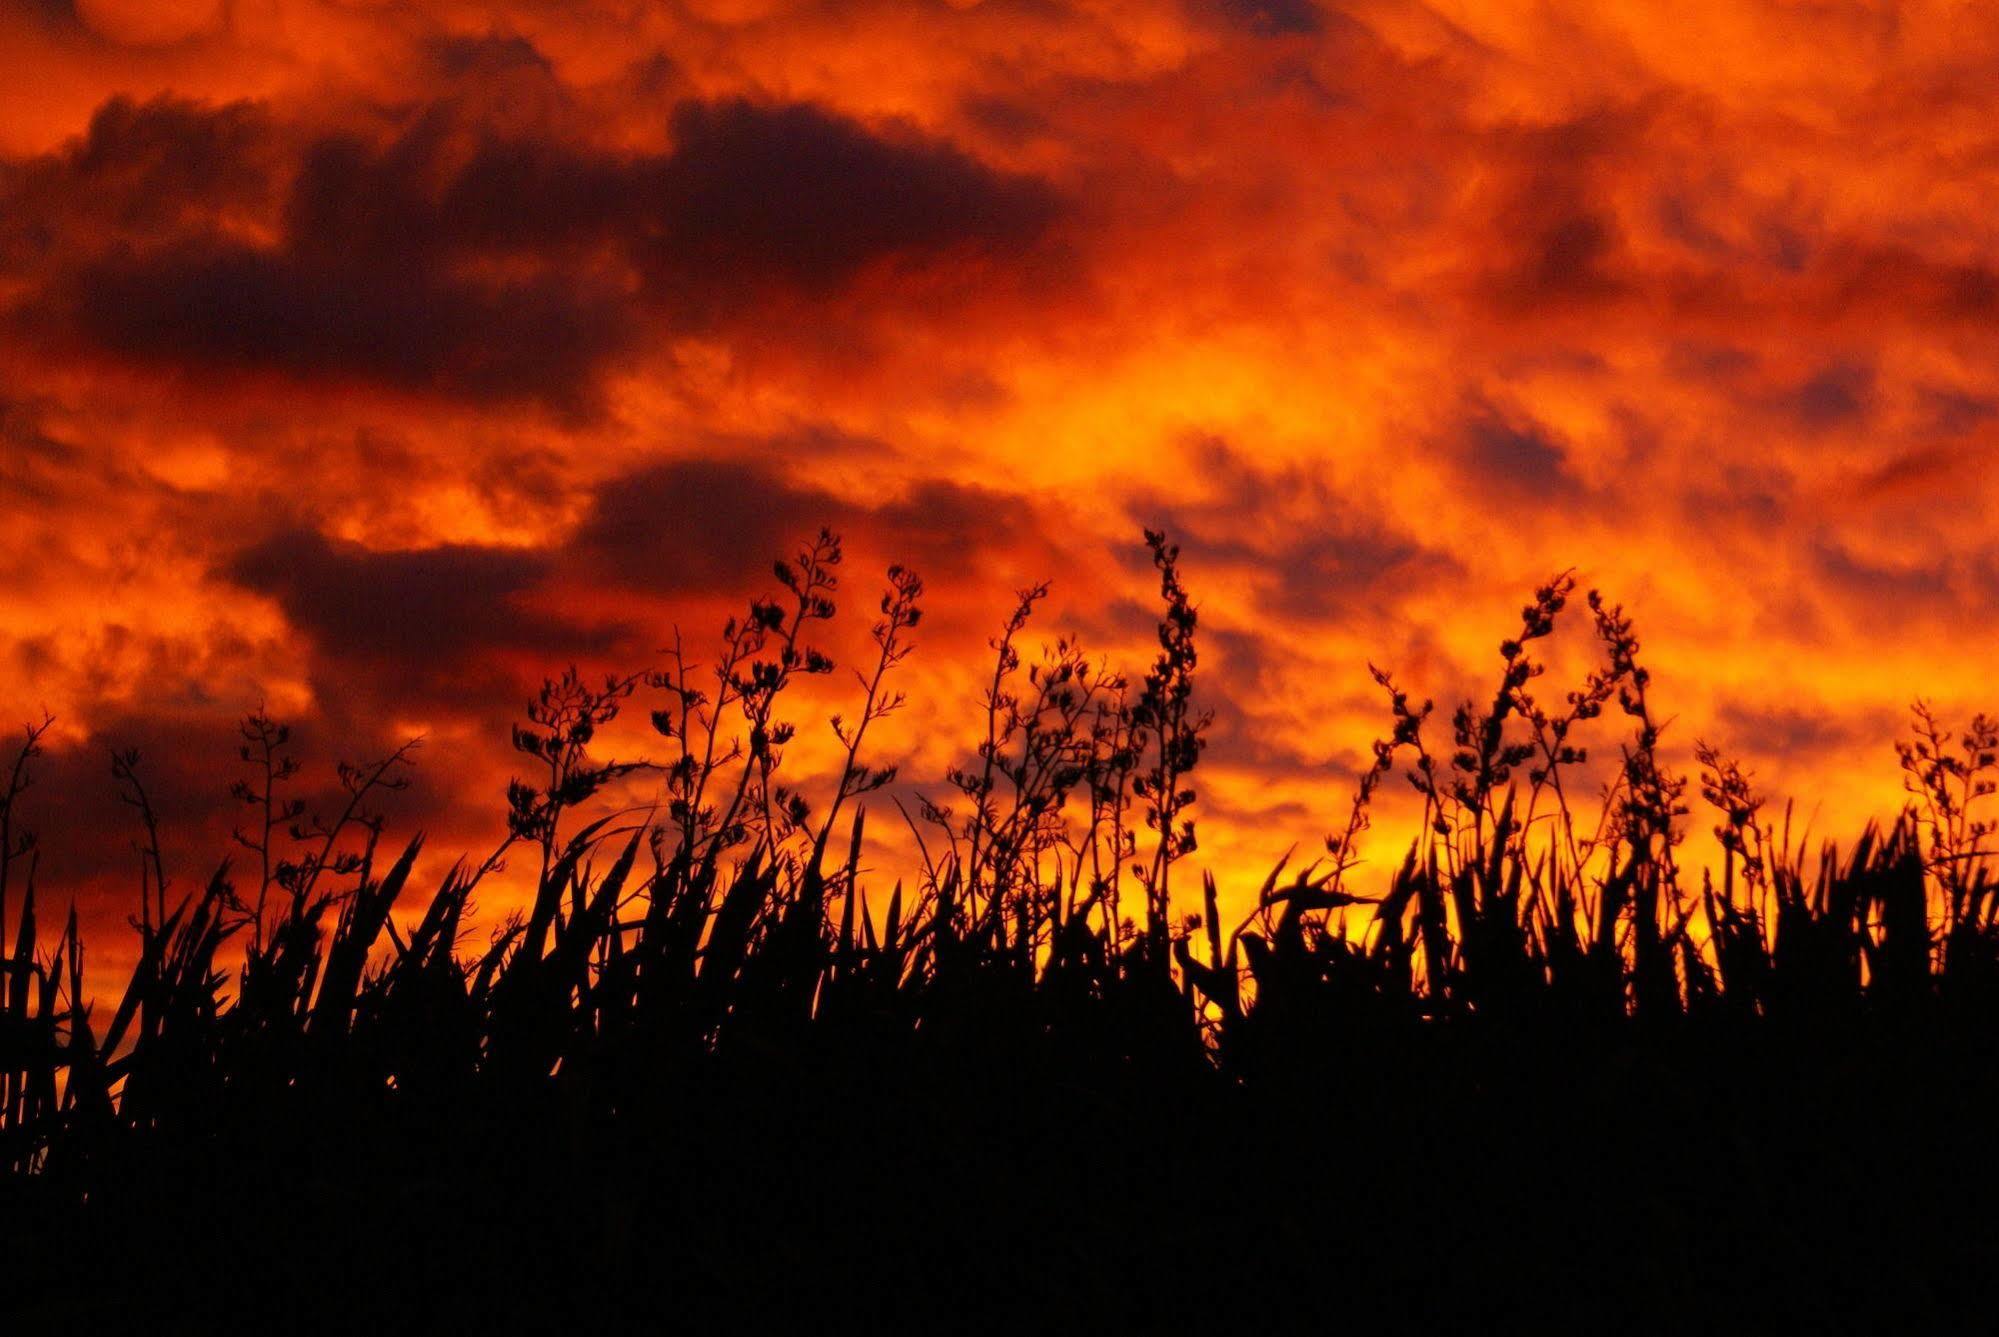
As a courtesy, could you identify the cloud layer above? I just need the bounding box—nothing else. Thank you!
[6,0,1998,964]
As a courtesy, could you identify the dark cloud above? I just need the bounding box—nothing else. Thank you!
[1266,530,1461,621]
[1809,538,1949,607]
[0,398,85,508]
[1666,341,1759,383]
[571,455,1047,596]
[1815,245,1999,329]
[226,528,592,668]
[1760,219,1813,274]
[1476,110,1641,311]
[16,1,80,32]
[1655,191,1730,260]
[281,119,630,262]
[1918,387,1999,438]
[1212,0,1324,38]
[645,98,1062,295]
[1709,696,1887,765]
[1780,360,1874,432]
[571,457,836,594]
[1808,540,1999,629]
[959,95,1050,146]
[1129,436,1463,623]
[53,238,636,411]
[280,95,1062,287]
[3,91,1062,407]
[1678,461,1790,530]
[1458,400,1582,498]
[0,95,276,262]
[865,478,1050,579]
[424,31,558,81]
[1654,183,1815,275]
[3,98,636,410]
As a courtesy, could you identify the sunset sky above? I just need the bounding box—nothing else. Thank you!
[6,0,1999,966]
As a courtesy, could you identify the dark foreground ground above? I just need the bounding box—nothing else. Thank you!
[8,1019,1997,1332]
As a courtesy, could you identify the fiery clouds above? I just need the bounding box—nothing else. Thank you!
[6,0,1999,956]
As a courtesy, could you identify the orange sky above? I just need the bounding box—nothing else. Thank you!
[5,0,1998,968]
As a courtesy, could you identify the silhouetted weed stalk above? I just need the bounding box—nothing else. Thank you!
[2,527,1996,1174]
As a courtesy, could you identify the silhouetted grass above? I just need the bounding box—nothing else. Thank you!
[5,529,1999,1326]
